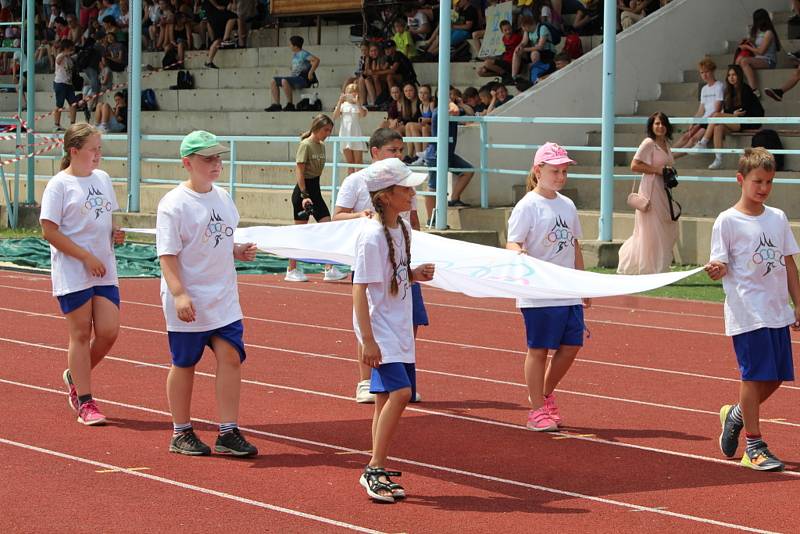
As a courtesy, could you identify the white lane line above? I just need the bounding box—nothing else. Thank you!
[0,378,782,534]
[0,437,384,534]
[3,335,800,477]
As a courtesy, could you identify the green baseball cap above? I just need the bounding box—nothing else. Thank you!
[179,130,229,158]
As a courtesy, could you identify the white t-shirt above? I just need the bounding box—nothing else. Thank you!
[54,53,72,84]
[710,206,800,336]
[507,191,583,308]
[352,218,415,364]
[156,184,243,332]
[39,170,120,296]
[407,11,430,36]
[700,80,724,118]
[335,169,416,221]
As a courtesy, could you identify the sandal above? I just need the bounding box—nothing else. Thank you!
[359,466,396,503]
[383,470,405,499]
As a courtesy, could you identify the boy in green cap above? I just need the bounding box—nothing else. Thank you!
[156,130,260,457]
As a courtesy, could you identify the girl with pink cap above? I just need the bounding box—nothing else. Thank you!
[505,142,590,432]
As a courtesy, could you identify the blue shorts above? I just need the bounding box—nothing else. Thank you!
[411,283,429,326]
[168,320,246,368]
[732,326,794,381]
[370,362,416,397]
[53,82,78,109]
[451,29,471,46]
[425,154,472,191]
[57,285,120,314]
[273,75,309,90]
[521,305,585,349]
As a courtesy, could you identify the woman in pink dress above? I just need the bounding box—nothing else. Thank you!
[617,112,678,274]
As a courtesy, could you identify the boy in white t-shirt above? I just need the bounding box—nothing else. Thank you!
[157,130,259,457]
[674,57,724,149]
[333,128,428,405]
[353,158,434,502]
[705,147,800,472]
[52,39,79,133]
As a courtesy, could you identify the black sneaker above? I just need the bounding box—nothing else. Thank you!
[448,199,470,207]
[718,404,743,458]
[215,428,258,457]
[283,102,296,112]
[764,88,783,102]
[205,61,219,69]
[789,49,800,62]
[169,429,211,456]
[264,103,282,112]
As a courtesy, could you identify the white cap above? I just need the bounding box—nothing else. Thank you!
[363,158,427,192]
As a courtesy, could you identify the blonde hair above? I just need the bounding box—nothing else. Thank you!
[738,147,775,177]
[526,165,541,192]
[345,82,358,95]
[698,57,716,72]
[369,187,412,296]
[300,113,334,141]
[60,123,100,170]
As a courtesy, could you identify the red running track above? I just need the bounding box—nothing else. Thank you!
[0,269,798,534]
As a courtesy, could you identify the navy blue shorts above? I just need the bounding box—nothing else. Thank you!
[53,82,78,109]
[57,285,120,314]
[168,320,246,368]
[273,75,309,90]
[521,305,585,349]
[732,326,794,381]
[411,283,429,326]
[425,154,472,191]
[370,362,416,397]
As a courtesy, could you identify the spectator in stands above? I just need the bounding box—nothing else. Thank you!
[67,14,82,44]
[392,17,417,60]
[265,36,320,112]
[95,90,127,133]
[735,8,780,99]
[381,85,404,131]
[673,57,723,149]
[573,0,601,35]
[426,0,478,56]
[399,83,424,163]
[360,43,388,109]
[99,56,113,91]
[333,82,368,175]
[618,0,646,30]
[117,0,129,28]
[463,86,485,114]
[52,39,79,132]
[145,0,161,50]
[424,100,474,214]
[617,111,677,275]
[342,41,369,100]
[99,0,122,22]
[695,64,764,170]
[155,0,175,51]
[485,82,513,113]
[449,87,474,115]
[54,16,70,44]
[512,13,556,84]
[236,0,257,48]
[404,4,432,43]
[35,39,56,73]
[103,31,127,72]
[79,0,98,30]
[382,40,417,88]
[203,0,237,54]
[417,84,435,154]
[477,19,521,81]
[765,68,800,102]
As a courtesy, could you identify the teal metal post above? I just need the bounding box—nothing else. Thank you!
[598,0,617,241]
[127,0,142,212]
[228,140,237,202]
[479,121,488,208]
[25,0,35,204]
[434,0,452,230]
[331,140,340,208]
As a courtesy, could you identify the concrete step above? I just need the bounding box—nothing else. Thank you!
[637,97,800,117]
[659,81,701,101]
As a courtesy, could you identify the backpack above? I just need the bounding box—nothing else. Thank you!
[162,47,180,70]
[751,129,784,171]
[296,95,322,112]
[562,31,583,59]
[141,88,158,111]
[170,70,195,90]
[540,22,562,46]
[71,69,84,91]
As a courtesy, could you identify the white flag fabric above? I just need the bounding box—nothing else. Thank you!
[126,218,701,300]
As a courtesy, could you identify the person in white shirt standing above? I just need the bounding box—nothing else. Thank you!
[506,143,589,432]
[40,123,125,426]
[157,130,259,457]
[705,147,800,472]
[334,128,428,405]
[52,39,79,132]
[673,57,724,149]
[353,158,434,503]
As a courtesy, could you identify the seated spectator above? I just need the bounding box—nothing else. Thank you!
[417,84,436,154]
[694,64,764,170]
[512,13,556,84]
[99,57,113,92]
[155,0,176,50]
[383,40,418,88]
[618,0,647,30]
[536,50,572,82]
[203,0,237,54]
[765,67,800,102]
[359,42,388,109]
[35,39,56,73]
[478,19,521,80]
[144,0,161,50]
[381,85,404,131]
[118,0,130,28]
[236,0,258,48]
[485,82,513,113]
[427,0,478,55]
[265,35,319,112]
[103,32,127,72]
[735,8,780,99]
[573,0,602,35]
[99,0,122,23]
[673,57,723,149]
[95,91,127,133]
[66,14,82,44]
[400,83,425,162]
[102,16,126,44]
[463,86,485,114]
[79,0,99,30]
[342,41,369,99]
[392,18,417,60]
[404,4,433,42]
[54,16,70,44]
[448,87,474,115]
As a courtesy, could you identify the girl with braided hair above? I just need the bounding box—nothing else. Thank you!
[353,158,435,503]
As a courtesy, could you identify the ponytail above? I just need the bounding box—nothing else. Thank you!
[526,165,539,192]
[300,113,334,141]
[369,188,412,295]
[60,123,100,170]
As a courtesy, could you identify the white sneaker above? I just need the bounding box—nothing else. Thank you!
[284,268,308,282]
[410,392,422,403]
[323,265,348,281]
[693,138,708,149]
[356,379,375,403]
[96,123,108,134]
[708,157,723,170]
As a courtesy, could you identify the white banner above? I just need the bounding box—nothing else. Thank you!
[125,219,701,300]
[478,1,515,59]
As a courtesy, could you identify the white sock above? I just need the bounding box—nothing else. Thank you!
[696,138,708,148]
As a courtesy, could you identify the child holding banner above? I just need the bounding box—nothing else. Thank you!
[506,142,589,431]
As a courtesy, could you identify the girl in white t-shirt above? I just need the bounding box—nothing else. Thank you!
[333,83,368,176]
[506,142,589,432]
[157,130,259,458]
[40,123,125,426]
[353,158,433,503]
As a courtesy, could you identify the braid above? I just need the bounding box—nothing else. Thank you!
[373,196,400,295]
[398,215,412,283]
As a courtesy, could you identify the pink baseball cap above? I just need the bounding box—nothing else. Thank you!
[533,142,576,166]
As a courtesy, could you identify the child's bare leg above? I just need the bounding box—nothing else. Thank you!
[343,147,355,175]
[167,365,195,425]
[89,295,119,367]
[525,348,548,409]
[370,387,412,467]
[65,300,94,396]
[543,344,581,396]
[211,336,241,423]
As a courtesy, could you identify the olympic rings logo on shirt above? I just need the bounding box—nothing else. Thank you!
[204,222,234,239]
[751,248,785,266]
[546,228,573,244]
[83,197,113,212]
[80,185,112,219]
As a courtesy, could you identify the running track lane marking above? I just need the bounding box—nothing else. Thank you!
[0,436,385,534]
[3,337,800,476]
[0,379,781,534]
[2,285,797,392]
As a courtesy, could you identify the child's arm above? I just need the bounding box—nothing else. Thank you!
[505,241,526,254]
[574,239,591,308]
[234,242,258,262]
[41,220,107,277]
[159,254,196,322]
[411,263,435,282]
[295,162,312,208]
[743,31,774,55]
[704,260,727,280]
[785,255,800,329]
[353,283,381,367]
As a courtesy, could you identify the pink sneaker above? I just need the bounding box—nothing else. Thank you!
[527,407,557,432]
[543,393,562,426]
[62,369,78,412]
[77,400,107,426]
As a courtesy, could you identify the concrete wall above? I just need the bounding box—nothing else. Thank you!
[458,0,787,208]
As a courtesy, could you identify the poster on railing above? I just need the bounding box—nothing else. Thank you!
[478,1,514,59]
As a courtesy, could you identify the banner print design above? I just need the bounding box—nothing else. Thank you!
[751,233,785,277]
